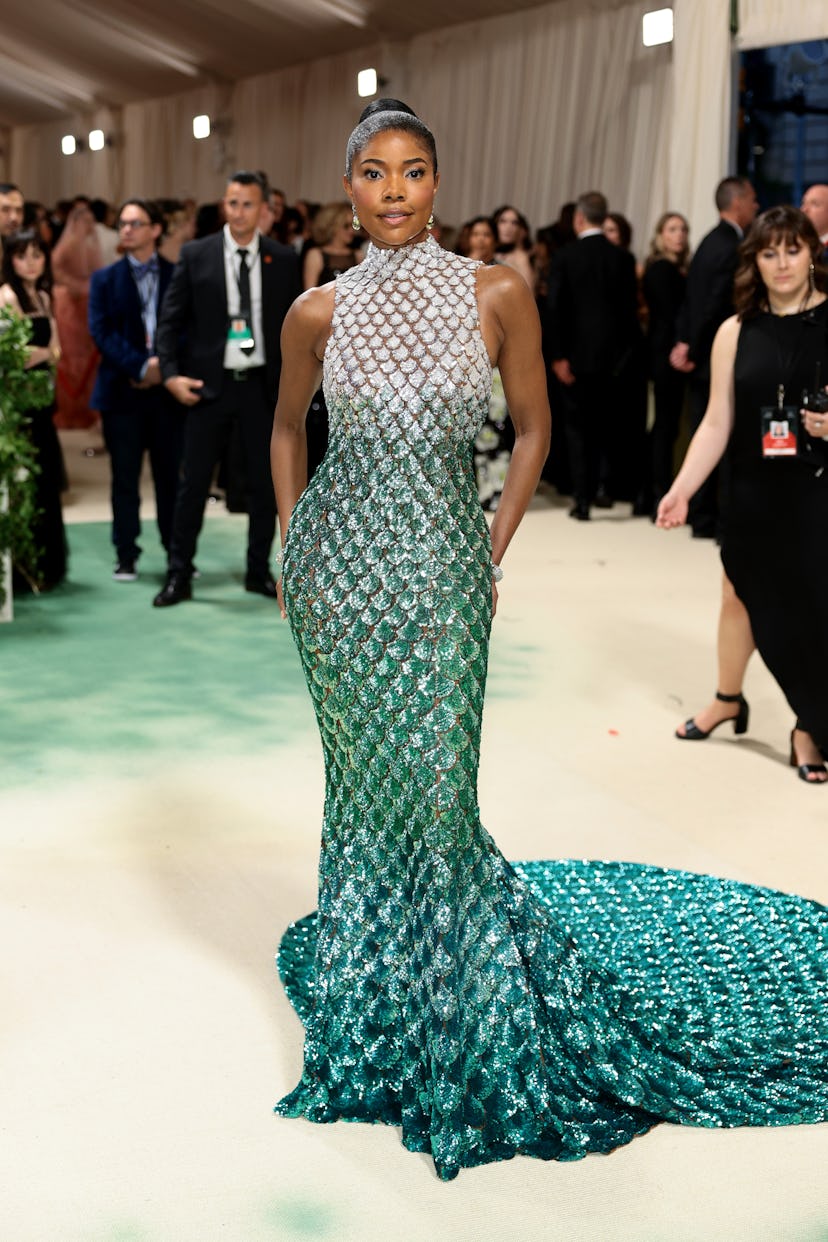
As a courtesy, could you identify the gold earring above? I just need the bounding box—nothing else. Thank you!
[352,209,361,232]
[810,261,816,295]
[427,213,434,232]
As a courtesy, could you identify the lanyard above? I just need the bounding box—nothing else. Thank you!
[769,313,811,409]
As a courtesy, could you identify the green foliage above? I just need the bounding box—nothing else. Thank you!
[0,307,54,601]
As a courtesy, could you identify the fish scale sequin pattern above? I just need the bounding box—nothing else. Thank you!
[275,236,828,1181]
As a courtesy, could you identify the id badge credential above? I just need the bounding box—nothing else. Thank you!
[227,317,255,354]
[760,404,799,457]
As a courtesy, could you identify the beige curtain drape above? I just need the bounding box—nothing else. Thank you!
[669,0,733,245]
[9,106,122,206]
[10,0,683,253]
[736,0,828,49]
[236,0,673,248]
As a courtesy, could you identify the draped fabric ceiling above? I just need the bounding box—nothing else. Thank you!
[2,2,827,249]
[0,0,562,126]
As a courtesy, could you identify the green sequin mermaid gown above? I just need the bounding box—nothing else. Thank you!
[275,235,828,1181]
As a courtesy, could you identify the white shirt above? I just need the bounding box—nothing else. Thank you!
[222,224,265,370]
[578,228,604,239]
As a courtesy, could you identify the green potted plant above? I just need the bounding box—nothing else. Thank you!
[0,307,54,609]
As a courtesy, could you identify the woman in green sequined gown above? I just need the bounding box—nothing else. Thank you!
[270,103,828,1181]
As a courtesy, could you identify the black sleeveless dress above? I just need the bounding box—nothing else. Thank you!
[25,316,68,589]
[721,301,828,748]
[306,250,360,478]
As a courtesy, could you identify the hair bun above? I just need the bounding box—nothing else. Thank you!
[358,98,417,125]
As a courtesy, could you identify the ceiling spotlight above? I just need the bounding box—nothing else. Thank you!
[88,129,105,152]
[192,114,210,140]
[61,135,77,156]
[357,68,377,98]
[643,8,673,46]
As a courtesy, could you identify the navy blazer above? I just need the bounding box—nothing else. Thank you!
[89,255,175,411]
[155,232,301,403]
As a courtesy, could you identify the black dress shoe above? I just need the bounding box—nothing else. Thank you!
[593,488,614,509]
[569,503,590,521]
[245,575,278,599]
[153,572,192,607]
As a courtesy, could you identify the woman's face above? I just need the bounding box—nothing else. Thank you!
[496,209,520,245]
[756,235,812,303]
[12,243,45,284]
[468,222,495,262]
[603,218,621,246]
[658,215,688,257]
[345,129,438,250]
[335,213,354,246]
[70,205,94,234]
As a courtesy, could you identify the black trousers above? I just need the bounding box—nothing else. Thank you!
[649,368,686,504]
[560,371,617,509]
[686,373,719,535]
[29,403,68,588]
[102,392,185,564]
[168,369,276,579]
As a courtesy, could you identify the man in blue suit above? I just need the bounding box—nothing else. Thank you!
[89,198,185,580]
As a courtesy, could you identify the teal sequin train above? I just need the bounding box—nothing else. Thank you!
[275,235,828,1181]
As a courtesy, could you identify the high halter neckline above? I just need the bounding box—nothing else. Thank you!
[361,232,444,274]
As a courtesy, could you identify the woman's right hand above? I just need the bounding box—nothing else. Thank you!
[655,491,688,529]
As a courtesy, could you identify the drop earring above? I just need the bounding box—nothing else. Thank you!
[427,213,434,232]
[352,209,361,232]
[809,261,816,295]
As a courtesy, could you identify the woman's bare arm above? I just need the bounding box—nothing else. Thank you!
[477,264,551,573]
[656,315,740,528]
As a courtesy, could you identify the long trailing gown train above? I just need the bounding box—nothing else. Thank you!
[275,234,828,1181]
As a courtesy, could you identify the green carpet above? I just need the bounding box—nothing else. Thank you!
[0,517,534,793]
[0,518,313,791]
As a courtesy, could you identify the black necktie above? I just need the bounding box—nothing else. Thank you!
[237,248,254,350]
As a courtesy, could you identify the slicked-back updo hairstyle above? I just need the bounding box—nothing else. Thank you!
[344,98,438,180]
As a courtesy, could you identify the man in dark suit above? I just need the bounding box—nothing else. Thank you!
[89,198,185,580]
[154,170,301,606]
[546,190,640,519]
[671,176,758,537]
[0,182,24,246]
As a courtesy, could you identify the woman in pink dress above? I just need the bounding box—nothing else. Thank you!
[51,199,104,429]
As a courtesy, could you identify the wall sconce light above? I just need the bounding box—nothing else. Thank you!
[642,8,673,46]
[88,129,106,151]
[61,135,77,155]
[192,114,211,139]
[357,69,377,98]
[356,69,389,98]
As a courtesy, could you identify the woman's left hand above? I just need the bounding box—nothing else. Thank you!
[801,394,828,440]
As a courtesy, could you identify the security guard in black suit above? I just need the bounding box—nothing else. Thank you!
[154,170,301,606]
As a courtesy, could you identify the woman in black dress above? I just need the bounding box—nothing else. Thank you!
[642,212,690,507]
[301,202,361,478]
[0,229,67,590]
[658,206,828,778]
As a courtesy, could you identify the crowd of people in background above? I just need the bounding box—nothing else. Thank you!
[2,173,828,591]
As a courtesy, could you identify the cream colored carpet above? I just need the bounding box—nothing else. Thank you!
[1,431,826,1242]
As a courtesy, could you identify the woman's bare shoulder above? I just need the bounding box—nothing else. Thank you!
[289,283,336,325]
[476,261,532,304]
[283,283,337,360]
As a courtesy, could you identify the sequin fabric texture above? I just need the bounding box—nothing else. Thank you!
[275,235,828,1181]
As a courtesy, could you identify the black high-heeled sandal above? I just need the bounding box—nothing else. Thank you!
[789,724,828,784]
[676,690,749,741]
